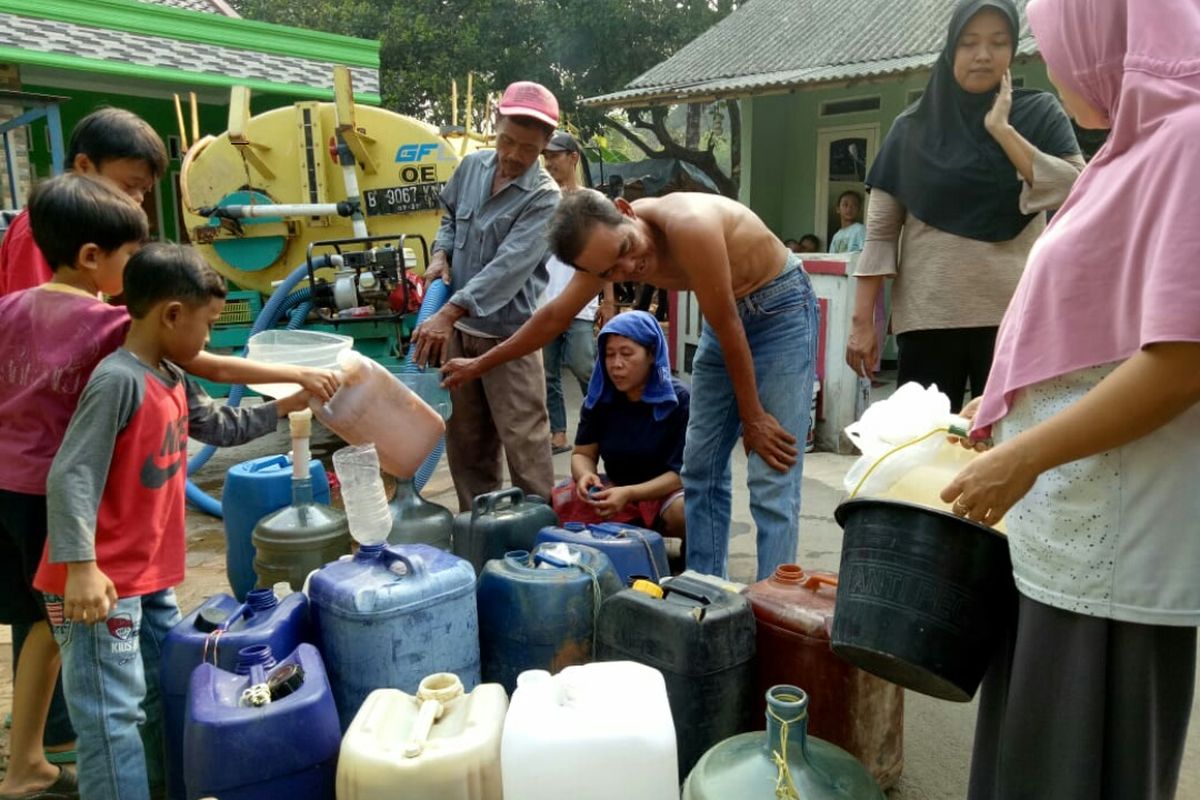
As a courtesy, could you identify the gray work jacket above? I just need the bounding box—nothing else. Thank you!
[434,150,560,338]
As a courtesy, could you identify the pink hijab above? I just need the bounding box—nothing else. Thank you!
[975,0,1200,431]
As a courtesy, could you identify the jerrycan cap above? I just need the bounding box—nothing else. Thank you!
[630,578,664,599]
[267,662,305,701]
[564,522,586,532]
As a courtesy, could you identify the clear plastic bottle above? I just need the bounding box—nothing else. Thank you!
[332,443,393,545]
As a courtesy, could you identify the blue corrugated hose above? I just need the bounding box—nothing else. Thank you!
[403,279,450,492]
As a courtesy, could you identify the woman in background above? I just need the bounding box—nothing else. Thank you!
[552,311,688,542]
[846,0,1083,412]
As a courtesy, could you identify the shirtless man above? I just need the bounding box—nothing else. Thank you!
[441,188,818,579]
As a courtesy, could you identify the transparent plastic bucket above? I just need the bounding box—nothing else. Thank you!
[246,330,353,398]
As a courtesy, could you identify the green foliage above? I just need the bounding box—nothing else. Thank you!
[232,0,733,133]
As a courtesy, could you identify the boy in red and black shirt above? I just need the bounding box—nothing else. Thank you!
[35,244,315,800]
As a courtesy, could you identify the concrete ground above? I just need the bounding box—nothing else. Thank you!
[2,378,1197,797]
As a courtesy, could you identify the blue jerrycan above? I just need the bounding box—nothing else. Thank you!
[308,543,480,730]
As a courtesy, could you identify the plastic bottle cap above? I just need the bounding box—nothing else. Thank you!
[631,579,664,599]
[288,408,312,438]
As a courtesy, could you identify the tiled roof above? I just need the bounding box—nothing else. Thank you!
[0,11,379,97]
[136,0,239,17]
[585,0,1037,107]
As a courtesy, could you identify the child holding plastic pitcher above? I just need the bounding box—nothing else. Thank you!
[32,242,319,800]
[0,175,337,800]
[941,0,1200,795]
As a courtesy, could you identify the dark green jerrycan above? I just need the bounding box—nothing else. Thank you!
[595,571,758,779]
[451,488,559,575]
[477,543,623,693]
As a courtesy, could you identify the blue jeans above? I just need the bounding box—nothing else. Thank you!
[48,588,181,800]
[681,262,818,580]
[543,318,597,433]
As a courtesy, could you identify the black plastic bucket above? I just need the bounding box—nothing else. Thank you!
[831,498,1016,702]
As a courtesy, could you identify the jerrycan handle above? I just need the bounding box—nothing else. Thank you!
[404,673,464,758]
[247,454,292,473]
[471,487,525,521]
[660,581,713,606]
[384,549,423,579]
[586,522,627,539]
[356,543,423,578]
[804,573,838,592]
[533,551,572,569]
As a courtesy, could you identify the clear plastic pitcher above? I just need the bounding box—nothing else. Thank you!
[313,351,445,478]
[246,330,353,398]
[332,444,393,545]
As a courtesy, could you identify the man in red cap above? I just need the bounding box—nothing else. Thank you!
[411,81,560,509]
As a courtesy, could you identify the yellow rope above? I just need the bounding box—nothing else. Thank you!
[768,701,803,800]
[848,427,949,499]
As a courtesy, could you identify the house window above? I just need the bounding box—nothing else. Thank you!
[168,135,183,161]
[906,89,924,105]
[1011,76,1026,87]
[820,96,881,117]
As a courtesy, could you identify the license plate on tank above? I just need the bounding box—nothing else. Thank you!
[363,182,446,216]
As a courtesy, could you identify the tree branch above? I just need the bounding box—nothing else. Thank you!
[727,99,742,190]
[606,103,740,198]
[603,115,667,160]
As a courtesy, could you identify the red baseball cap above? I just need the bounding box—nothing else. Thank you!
[497,81,559,128]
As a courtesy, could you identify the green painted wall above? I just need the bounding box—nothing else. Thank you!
[743,57,1052,244]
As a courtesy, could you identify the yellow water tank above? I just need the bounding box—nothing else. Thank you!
[181,78,483,295]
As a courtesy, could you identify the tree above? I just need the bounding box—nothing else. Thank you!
[232,0,740,190]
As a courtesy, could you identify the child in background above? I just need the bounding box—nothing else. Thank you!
[35,243,317,800]
[828,190,866,254]
[0,107,166,297]
[0,175,336,800]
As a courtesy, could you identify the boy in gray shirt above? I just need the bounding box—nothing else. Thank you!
[36,244,315,800]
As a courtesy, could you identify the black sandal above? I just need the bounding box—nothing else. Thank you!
[0,767,79,800]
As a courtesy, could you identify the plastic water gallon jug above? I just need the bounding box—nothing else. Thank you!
[308,543,480,730]
[747,564,904,789]
[388,477,453,550]
[252,410,351,590]
[451,488,559,575]
[596,571,757,778]
[184,643,341,800]
[161,587,310,800]
[501,662,678,800]
[223,454,330,600]
[477,544,623,693]
[336,673,507,800]
[534,521,669,584]
[682,685,884,799]
[312,350,445,478]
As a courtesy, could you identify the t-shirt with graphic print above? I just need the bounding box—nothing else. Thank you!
[34,348,280,597]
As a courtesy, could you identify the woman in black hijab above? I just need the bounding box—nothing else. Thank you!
[844,0,1083,411]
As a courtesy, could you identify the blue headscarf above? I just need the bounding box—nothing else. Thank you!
[584,311,678,421]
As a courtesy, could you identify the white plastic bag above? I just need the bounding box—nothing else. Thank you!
[843,382,958,497]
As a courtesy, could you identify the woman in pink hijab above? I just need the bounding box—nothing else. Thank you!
[940,0,1200,795]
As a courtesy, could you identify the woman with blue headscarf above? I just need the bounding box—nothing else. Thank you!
[550,311,689,540]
